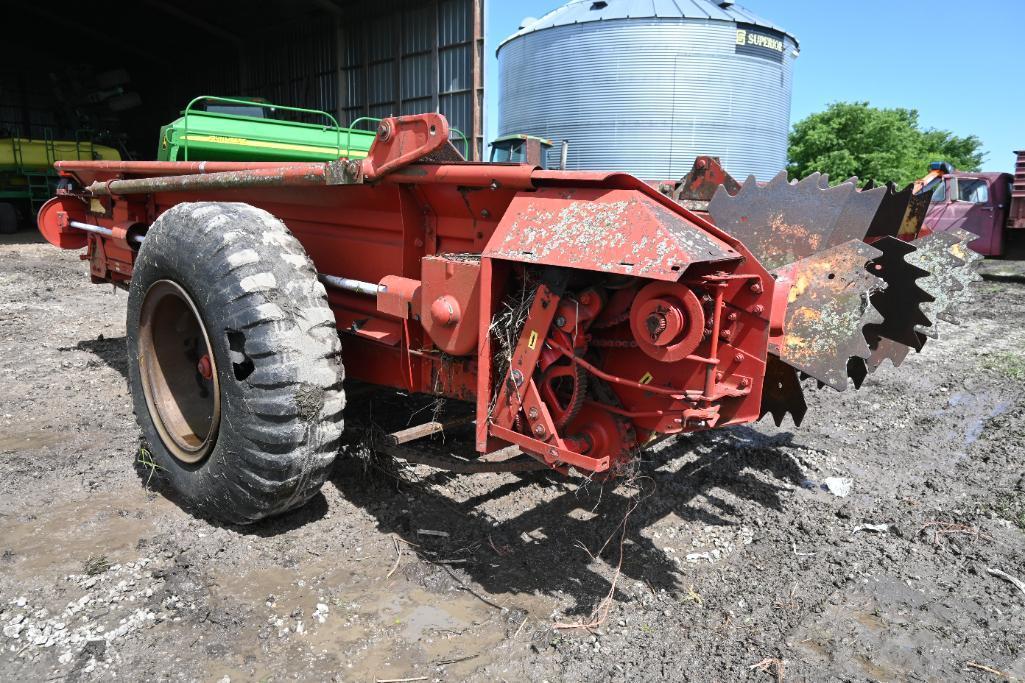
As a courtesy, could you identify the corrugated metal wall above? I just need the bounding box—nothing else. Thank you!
[186,0,484,158]
[498,18,796,180]
[336,0,484,159]
[239,20,338,121]
[0,0,482,161]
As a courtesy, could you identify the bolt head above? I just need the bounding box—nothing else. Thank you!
[533,424,546,437]
[197,354,213,381]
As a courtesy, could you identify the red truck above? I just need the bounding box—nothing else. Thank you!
[922,152,1025,256]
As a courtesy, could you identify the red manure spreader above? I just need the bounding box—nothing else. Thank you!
[37,114,978,523]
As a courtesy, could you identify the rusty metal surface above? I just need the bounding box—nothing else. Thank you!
[939,230,983,324]
[859,181,931,241]
[709,172,884,270]
[833,181,887,245]
[55,160,303,176]
[866,338,912,372]
[84,164,329,196]
[864,182,912,239]
[900,190,932,239]
[485,187,740,280]
[760,355,807,426]
[675,156,741,203]
[771,239,885,390]
[379,442,549,473]
[72,114,461,196]
[360,114,455,180]
[906,231,969,337]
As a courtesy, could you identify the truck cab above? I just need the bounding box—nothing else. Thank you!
[489,134,553,167]
[926,170,1015,256]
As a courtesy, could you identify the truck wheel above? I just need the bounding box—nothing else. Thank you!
[126,202,344,524]
[0,203,17,234]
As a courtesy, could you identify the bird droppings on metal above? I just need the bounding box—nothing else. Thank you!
[771,239,885,390]
[487,191,737,280]
[907,230,979,333]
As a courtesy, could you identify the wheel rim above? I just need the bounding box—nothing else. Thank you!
[138,280,221,464]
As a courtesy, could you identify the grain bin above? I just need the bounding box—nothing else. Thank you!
[496,0,799,180]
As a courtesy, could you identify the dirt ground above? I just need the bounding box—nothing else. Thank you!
[1,230,1024,682]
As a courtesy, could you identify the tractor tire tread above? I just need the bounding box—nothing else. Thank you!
[126,201,344,525]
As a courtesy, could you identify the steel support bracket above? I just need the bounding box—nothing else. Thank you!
[361,113,456,181]
[325,159,365,185]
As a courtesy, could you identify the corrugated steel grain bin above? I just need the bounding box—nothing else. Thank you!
[497,0,799,180]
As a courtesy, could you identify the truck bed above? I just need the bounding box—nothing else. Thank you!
[1011,150,1025,229]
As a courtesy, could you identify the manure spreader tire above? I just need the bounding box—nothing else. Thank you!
[125,202,345,524]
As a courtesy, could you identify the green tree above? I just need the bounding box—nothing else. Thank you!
[787,102,984,186]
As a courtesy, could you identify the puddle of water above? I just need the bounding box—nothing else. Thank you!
[0,429,69,452]
[965,400,1010,444]
[929,391,1012,448]
[401,604,461,640]
[791,577,955,682]
[0,490,163,582]
[208,562,549,681]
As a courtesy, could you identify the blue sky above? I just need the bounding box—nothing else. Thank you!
[484,0,1024,170]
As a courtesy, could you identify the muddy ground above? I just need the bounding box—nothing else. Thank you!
[1,230,1023,682]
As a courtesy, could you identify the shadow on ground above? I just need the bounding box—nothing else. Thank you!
[0,228,45,246]
[69,335,130,381]
[329,412,805,615]
[74,329,807,609]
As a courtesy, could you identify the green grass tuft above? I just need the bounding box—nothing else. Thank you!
[136,445,164,488]
[83,555,110,576]
[981,352,1025,382]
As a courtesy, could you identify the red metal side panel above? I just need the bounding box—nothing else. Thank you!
[483,187,740,279]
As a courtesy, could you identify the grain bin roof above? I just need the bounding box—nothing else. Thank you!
[498,0,797,52]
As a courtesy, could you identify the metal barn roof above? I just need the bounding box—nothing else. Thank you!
[498,0,797,51]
